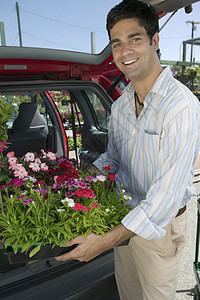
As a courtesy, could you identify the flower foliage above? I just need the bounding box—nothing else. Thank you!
[0,149,130,257]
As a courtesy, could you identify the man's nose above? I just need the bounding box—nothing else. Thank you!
[120,43,132,56]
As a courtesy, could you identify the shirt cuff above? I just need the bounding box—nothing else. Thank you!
[93,153,118,174]
[121,205,166,240]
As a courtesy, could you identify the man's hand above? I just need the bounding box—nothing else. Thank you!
[55,233,108,262]
[55,224,135,262]
[88,164,102,175]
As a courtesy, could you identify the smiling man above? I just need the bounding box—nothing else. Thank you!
[56,1,200,299]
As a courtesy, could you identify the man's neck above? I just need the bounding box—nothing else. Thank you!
[132,65,163,102]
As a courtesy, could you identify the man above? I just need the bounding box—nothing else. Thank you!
[56,1,200,299]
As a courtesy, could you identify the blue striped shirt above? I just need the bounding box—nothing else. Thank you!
[94,66,200,239]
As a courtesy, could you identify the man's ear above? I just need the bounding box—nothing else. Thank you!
[152,32,159,51]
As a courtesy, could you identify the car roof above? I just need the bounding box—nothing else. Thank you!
[0,0,199,80]
[141,0,200,12]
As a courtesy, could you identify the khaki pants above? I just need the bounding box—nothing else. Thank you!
[114,211,187,300]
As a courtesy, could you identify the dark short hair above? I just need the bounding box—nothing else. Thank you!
[106,0,159,43]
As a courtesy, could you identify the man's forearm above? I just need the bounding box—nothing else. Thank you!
[104,224,136,249]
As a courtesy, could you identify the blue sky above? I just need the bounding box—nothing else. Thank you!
[0,0,200,62]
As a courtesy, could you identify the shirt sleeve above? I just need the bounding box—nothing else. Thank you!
[122,106,199,239]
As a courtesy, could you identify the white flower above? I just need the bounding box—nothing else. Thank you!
[61,197,75,208]
[105,208,110,212]
[24,176,37,182]
[96,175,106,182]
[57,209,65,212]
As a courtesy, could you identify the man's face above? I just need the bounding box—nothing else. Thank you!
[110,18,159,83]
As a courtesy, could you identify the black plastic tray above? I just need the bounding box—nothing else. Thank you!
[4,244,77,264]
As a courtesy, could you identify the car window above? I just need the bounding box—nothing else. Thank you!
[48,90,83,128]
[0,93,52,129]
[85,90,110,130]
[0,94,32,129]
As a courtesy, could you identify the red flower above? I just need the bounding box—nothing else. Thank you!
[56,174,69,183]
[92,202,99,209]
[59,161,72,170]
[74,188,96,199]
[103,164,111,171]
[108,173,115,181]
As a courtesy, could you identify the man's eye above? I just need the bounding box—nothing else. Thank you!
[113,43,121,49]
[131,38,140,42]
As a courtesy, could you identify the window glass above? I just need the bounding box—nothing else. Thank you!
[0,94,32,129]
[85,90,110,130]
[48,90,83,126]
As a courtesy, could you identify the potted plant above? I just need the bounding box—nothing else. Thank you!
[0,148,131,263]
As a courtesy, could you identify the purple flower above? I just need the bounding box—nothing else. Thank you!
[0,141,8,153]
[34,188,48,194]
[16,195,26,199]
[85,175,95,183]
[11,178,24,186]
[65,191,74,197]
[0,183,10,189]
[23,198,34,204]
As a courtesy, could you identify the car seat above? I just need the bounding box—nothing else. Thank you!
[7,102,49,157]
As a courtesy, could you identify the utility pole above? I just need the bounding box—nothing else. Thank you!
[16,2,22,47]
[91,32,95,54]
[186,21,200,63]
[0,22,6,46]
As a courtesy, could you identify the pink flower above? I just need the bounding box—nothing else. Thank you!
[35,158,41,165]
[40,163,48,171]
[46,151,56,160]
[14,166,28,179]
[7,151,15,158]
[77,180,87,188]
[41,149,46,157]
[24,152,35,162]
[12,163,23,170]
[8,157,18,166]
[29,162,40,172]
[0,141,8,152]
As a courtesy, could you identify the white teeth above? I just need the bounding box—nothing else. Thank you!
[124,59,137,65]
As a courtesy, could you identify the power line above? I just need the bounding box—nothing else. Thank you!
[21,8,105,33]
[22,31,86,51]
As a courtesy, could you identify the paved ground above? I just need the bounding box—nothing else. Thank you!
[176,179,200,299]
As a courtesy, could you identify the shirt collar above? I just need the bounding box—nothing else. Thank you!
[150,66,173,97]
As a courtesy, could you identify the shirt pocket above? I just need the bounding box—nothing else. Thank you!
[141,130,160,182]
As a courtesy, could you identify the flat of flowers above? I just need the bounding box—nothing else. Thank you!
[4,244,77,264]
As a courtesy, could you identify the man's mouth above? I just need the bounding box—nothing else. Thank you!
[123,58,138,65]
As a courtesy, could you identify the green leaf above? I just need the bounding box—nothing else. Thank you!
[29,244,41,258]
